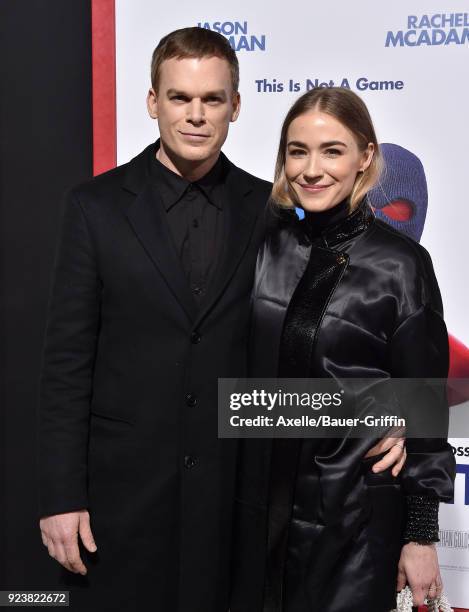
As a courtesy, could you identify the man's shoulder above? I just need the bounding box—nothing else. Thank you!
[68,144,152,202]
[69,145,273,203]
[223,154,272,193]
[232,166,272,191]
[70,165,126,199]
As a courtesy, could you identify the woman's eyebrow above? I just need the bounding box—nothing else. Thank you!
[287,140,308,148]
[320,140,347,148]
[287,140,348,148]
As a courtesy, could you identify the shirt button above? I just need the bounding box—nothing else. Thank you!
[191,331,201,344]
[186,393,197,407]
[184,455,198,469]
[192,286,203,296]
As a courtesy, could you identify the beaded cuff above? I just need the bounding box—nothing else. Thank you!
[403,495,440,543]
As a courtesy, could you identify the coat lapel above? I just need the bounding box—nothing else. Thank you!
[194,161,261,328]
[121,145,262,328]
[123,147,197,322]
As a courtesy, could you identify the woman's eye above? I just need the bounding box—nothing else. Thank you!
[289,149,306,157]
[324,149,341,157]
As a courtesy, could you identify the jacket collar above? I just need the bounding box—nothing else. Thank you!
[122,143,153,195]
[122,140,244,196]
[147,141,225,211]
[122,141,260,326]
[309,199,375,249]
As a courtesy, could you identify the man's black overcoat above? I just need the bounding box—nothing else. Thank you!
[38,143,272,611]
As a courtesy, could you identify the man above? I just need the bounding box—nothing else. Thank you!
[38,27,404,612]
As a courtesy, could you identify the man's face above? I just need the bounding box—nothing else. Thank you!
[147,56,240,168]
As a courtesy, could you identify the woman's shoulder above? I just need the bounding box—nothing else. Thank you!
[364,218,441,311]
[366,217,435,273]
[262,203,306,246]
[264,201,298,228]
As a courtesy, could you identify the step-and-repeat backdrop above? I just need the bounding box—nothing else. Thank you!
[113,0,469,605]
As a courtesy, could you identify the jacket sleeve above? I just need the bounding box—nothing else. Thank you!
[37,189,101,518]
[389,248,455,542]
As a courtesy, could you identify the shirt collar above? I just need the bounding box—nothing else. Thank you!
[148,141,225,211]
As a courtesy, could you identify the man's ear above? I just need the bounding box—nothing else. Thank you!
[231,91,241,122]
[147,88,158,119]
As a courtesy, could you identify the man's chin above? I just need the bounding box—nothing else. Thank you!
[178,144,217,162]
[160,138,220,167]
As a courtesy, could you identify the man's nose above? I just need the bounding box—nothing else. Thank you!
[186,99,205,124]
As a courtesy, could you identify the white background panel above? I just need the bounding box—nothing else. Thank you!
[115,2,469,604]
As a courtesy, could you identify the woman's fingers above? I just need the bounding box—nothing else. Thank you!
[391,447,407,477]
[398,542,440,606]
[420,577,443,604]
[396,563,407,592]
[409,582,427,607]
[436,575,443,597]
[371,441,405,473]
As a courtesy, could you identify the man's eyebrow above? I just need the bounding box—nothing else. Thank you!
[203,90,227,98]
[165,89,227,98]
[166,89,189,97]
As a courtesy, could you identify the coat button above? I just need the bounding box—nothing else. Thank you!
[337,254,347,264]
[186,393,197,407]
[184,455,197,469]
[190,331,201,344]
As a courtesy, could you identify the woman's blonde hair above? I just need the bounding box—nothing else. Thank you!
[272,87,382,211]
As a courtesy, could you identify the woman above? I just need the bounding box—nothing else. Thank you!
[231,88,455,612]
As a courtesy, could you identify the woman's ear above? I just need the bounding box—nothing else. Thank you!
[360,143,375,172]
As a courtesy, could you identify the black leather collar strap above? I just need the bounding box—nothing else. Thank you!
[264,248,349,611]
[321,199,375,249]
[279,247,348,378]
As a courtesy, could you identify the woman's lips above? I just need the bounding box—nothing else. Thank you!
[299,183,333,193]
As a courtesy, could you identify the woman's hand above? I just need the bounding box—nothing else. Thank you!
[396,542,442,606]
[363,432,406,476]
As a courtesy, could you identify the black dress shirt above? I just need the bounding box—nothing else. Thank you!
[148,144,226,305]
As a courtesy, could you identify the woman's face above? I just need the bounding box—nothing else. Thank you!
[285,110,374,212]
